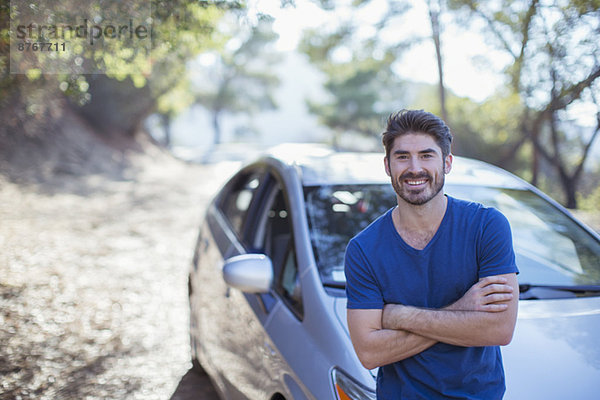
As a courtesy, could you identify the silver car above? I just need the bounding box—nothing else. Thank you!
[188,146,600,399]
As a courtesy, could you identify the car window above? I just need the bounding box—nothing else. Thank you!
[278,245,303,318]
[447,185,600,288]
[219,171,263,239]
[254,184,303,319]
[304,184,600,297]
[304,184,395,286]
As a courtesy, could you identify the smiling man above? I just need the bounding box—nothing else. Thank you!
[344,109,519,399]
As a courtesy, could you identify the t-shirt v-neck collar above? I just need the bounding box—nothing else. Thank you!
[387,195,452,254]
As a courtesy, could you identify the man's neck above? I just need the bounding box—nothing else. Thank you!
[392,193,448,249]
[397,193,447,228]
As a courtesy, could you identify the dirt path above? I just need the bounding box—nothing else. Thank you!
[0,154,239,400]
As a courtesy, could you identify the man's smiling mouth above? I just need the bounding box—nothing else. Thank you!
[406,179,427,186]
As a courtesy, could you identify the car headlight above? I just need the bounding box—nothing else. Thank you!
[332,368,376,400]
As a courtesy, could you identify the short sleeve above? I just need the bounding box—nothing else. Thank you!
[478,208,519,278]
[344,239,384,309]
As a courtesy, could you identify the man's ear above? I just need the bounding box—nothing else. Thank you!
[444,154,453,174]
[384,157,391,177]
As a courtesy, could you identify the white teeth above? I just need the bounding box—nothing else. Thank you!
[407,179,426,185]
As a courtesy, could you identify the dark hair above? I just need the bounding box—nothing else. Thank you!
[382,109,452,160]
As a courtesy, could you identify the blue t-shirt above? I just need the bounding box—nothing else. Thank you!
[345,195,518,400]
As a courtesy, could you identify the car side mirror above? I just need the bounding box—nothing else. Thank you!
[222,254,273,293]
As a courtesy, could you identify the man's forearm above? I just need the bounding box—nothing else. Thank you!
[355,328,437,369]
[382,304,514,347]
[347,309,437,369]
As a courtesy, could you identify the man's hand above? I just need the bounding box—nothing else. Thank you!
[446,276,514,312]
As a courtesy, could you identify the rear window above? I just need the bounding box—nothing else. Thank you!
[219,172,263,238]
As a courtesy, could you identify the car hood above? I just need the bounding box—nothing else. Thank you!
[334,296,600,398]
[502,296,600,399]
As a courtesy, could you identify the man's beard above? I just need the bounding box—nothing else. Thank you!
[391,171,445,206]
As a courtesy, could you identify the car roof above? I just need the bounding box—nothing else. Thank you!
[261,143,529,189]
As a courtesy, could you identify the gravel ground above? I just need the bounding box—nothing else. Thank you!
[0,154,239,400]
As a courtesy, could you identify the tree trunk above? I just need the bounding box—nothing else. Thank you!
[531,138,539,187]
[565,184,578,209]
[558,169,578,209]
[428,0,451,150]
[160,114,172,148]
[212,110,222,146]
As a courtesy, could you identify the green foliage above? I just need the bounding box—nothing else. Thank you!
[190,17,281,144]
[299,1,411,145]
[450,93,528,170]
[1,0,234,135]
[578,184,600,212]
[148,0,230,103]
[1,0,16,100]
[411,84,530,171]
[306,51,403,138]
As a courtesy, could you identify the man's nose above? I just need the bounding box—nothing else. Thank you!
[407,158,424,173]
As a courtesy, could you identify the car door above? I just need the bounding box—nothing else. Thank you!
[194,167,278,399]
[196,166,313,399]
[243,172,314,399]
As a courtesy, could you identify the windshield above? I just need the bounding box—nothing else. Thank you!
[304,184,600,296]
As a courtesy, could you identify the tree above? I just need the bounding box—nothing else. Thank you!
[191,17,281,147]
[302,34,405,147]
[78,0,234,136]
[1,0,233,137]
[299,1,411,147]
[448,0,600,208]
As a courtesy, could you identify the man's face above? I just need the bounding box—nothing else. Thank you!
[384,133,452,206]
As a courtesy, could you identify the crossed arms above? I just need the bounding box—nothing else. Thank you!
[347,273,519,370]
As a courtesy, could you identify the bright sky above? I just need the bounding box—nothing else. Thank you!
[249,0,511,102]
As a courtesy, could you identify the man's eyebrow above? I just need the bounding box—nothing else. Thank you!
[392,148,438,155]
